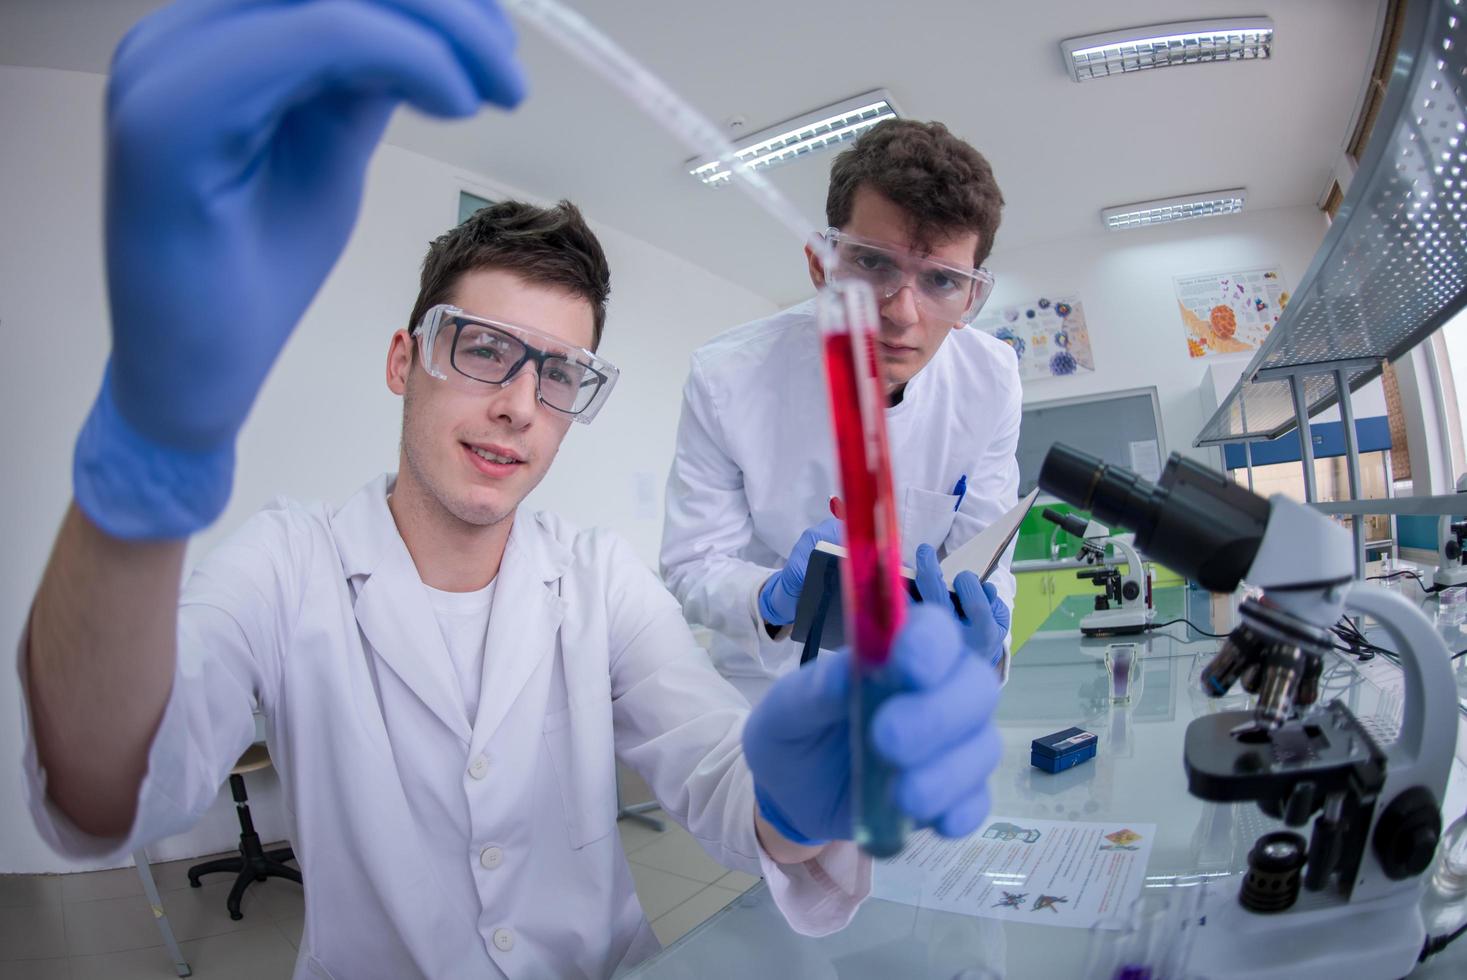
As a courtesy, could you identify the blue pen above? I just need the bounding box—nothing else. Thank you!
[952,474,968,511]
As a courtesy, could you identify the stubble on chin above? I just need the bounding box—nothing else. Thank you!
[399,417,516,531]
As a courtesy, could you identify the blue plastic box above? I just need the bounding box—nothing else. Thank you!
[1030,727,1097,773]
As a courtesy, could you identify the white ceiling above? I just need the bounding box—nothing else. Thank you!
[2,0,1383,305]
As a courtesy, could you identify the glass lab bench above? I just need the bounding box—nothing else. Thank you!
[626,588,1467,979]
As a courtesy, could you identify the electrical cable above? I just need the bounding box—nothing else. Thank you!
[1145,617,1230,639]
[1143,605,1467,661]
[1420,918,1467,962]
[1329,616,1467,660]
[1368,569,1437,593]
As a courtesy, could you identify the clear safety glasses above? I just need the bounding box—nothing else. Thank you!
[824,229,996,325]
[414,305,619,423]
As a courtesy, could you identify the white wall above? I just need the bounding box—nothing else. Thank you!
[985,205,1334,468]
[0,66,775,874]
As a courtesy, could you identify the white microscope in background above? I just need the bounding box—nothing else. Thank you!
[1042,508,1155,636]
[1041,444,1459,980]
[1432,474,1467,588]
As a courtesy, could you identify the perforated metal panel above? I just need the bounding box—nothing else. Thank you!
[1357,712,1403,747]
[1196,0,1467,446]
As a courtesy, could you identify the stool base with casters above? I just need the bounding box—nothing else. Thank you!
[187,744,301,920]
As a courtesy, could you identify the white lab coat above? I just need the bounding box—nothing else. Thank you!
[661,300,1021,703]
[20,475,871,979]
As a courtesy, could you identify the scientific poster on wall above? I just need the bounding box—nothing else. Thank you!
[975,294,1096,382]
[1175,267,1290,359]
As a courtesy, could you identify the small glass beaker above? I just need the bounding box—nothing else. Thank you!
[1378,556,1401,594]
[1106,643,1139,704]
[1438,586,1467,629]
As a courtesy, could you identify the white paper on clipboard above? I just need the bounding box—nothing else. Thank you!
[939,487,1040,580]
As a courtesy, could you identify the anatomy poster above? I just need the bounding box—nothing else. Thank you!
[1175,267,1290,359]
[873,817,1156,929]
[975,295,1096,382]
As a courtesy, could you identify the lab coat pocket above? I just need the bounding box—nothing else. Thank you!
[901,486,961,562]
[543,702,617,849]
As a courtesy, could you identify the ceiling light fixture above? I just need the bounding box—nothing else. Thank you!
[688,90,900,187]
[1061,18,1274,82]
[1101,189,1248,230]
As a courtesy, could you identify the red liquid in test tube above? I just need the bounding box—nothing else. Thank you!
[817,280,910,857]
[821,317,906,667]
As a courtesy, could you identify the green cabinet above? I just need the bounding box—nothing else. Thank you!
[1008,493,1187,649]
[1151,564,1184,588]
[1012,563,1185,650]
[1012,569,1097,649]
[1012,573,1053,651]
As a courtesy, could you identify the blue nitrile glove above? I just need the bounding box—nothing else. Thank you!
[758,518,843,626]
[743,603,1004,845]
[75,0,526,539]
[914,544,1010,670]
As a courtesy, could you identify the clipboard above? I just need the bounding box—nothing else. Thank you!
[790,487,1040,661]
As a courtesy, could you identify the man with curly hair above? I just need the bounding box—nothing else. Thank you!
[662,120,1024,703]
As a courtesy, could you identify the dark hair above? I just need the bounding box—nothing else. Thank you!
[408,199,611,349]
[826,119,1004,267]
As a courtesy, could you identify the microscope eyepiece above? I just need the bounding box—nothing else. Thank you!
[1041,507,1091,540]
[1038,443,1271,592]
[1038,445,1159,539]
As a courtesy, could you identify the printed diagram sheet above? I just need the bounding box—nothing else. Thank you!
[1127,440,1162,483]
[873,817,1156,929]
[1175,267,1289,359]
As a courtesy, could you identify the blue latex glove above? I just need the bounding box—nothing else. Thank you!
[76,0,526,539]
[914,544,1010,670]
[743,604,1004,845]
[758,518,842,626]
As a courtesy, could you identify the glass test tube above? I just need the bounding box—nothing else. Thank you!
[817,280,910,858]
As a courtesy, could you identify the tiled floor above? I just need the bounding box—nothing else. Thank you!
[0,813,756,978]
[619,809,758,947]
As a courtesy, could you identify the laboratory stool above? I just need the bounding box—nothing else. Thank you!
[187,743,301,920]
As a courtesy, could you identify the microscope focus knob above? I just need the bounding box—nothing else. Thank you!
[1122,580,1141,601]
[1372,786,1442,880]
[1447,540,1462,562]
[1240,831,1307,912]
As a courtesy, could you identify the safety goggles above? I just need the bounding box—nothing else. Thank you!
[414,305,619,423]
[824,228,996,324]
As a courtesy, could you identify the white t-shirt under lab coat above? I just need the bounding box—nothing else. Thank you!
[20,474,871,980]
[423,579,496,723]
[661,299,1022,703]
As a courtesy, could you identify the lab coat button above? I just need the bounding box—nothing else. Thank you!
[468,755,489,780]
[480,846,503,870]
[493,928,515,952]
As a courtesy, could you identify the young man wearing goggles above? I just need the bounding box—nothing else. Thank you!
[662,119,1023,704]
[19,3,1003,978]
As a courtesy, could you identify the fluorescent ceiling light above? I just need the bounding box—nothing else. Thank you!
[1061,18,1273,82]
[1101,189,1247,230]
[688,90,900,187]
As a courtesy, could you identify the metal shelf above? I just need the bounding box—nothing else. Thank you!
[1194,0,1467,448]
[1312,492,1467,517]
